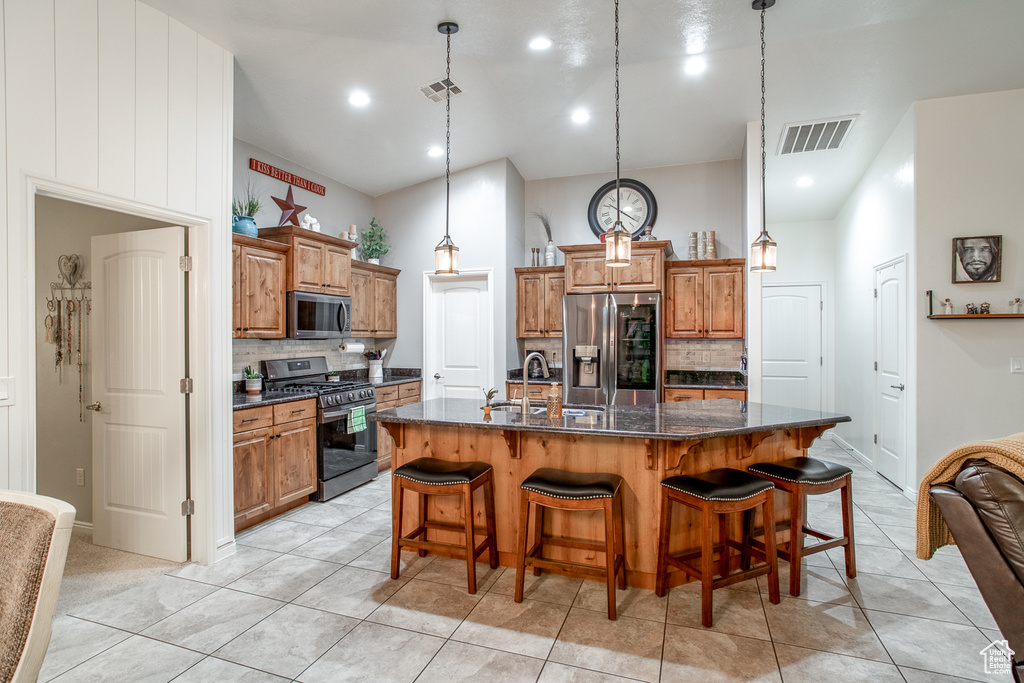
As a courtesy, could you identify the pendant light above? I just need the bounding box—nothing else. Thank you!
[434,21,460,275]
[749,0,777,273]
[605,0,632,268]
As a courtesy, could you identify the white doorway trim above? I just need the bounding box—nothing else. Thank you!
[762,281,829,413]
[421,269,495,401]
[14,174,232,565]
[873,254,912,497]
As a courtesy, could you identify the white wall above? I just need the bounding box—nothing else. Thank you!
[2,0,234,563]
[524,160,743,263]
[233,138,373,242]
[34,196,175,523]
[372,158,517,394]
[504,160,527,369]
[832,107,916,462]
[913,89,1024,479]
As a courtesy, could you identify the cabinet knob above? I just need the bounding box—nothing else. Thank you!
[243,327,249,331]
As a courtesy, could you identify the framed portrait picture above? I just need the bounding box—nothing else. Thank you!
[952,235,1001,283]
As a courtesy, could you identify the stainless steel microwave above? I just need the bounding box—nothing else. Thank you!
[287,291,351,339]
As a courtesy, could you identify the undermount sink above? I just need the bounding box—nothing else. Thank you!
[562,405,606,418]
[489,402,546,414]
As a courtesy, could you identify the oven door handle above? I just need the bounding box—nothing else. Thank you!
[320,401,377,423]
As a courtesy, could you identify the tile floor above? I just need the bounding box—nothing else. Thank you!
[42,439,1012,682]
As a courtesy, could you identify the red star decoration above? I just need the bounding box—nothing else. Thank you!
[272,186,307,226]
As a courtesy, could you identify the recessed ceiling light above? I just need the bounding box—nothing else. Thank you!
[348,91,370,107]
[571,109,590,124]
[796,176,814,188]
[683,56,707,75]
[427,146,444,158]
[529,36,552,50]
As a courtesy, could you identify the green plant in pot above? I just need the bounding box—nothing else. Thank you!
[327,370,342,382]
[243,365,262,394]
[231,181,262,238]
[360,217,390,264]
[481,387,498,418]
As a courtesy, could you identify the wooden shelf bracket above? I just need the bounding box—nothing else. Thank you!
[380,422,405,450]
[738,431,775,460]
[501,430,521,459]
[667,439,704,471]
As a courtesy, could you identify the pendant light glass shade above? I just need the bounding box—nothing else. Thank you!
[605,221,632,267]
[749,229,777,272]
[749,0,777,273]
[434,235,459,275]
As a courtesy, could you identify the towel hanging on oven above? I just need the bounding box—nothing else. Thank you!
[347,405,366,434]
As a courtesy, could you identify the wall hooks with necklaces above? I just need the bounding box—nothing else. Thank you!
[44,254,92,420]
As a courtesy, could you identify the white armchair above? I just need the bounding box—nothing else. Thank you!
[0,490,75,683]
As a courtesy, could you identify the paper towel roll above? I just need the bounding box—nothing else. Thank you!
[341,342,365,354]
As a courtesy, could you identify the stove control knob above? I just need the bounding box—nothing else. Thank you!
[327,395,336,406]
[347,392,354,401]
[359,390,366,398]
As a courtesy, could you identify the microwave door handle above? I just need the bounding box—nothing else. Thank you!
[337,300,348,335]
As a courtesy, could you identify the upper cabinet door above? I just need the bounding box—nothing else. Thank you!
[291,237,325,293]
[565,252,611,293]
[704,266,745,338]
[323,244,351,296]
[373,272,398,337]
[666,267,702,338]
[612,249,662,291]
[232,243,242,338]
[544,273,565,336]
[517,271,546,337]
[241,246,287,338]
[349,267,372,337]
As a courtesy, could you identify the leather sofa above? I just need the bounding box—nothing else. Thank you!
[930,459,1024,682]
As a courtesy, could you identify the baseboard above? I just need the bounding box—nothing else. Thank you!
[829,433,873,470]
[903,485,919,504]
[73,521,93,532]
[213,540,237,564]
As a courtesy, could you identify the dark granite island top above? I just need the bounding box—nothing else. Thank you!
[372,398,849,441]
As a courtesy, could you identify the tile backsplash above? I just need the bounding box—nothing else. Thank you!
[665,338,744,371]
[232,338,380,377]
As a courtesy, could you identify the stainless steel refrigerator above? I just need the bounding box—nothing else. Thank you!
[562,292,662,405]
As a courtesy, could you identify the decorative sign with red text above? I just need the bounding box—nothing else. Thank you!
[250,159,326,196]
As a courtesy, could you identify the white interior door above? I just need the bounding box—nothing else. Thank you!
[762,285,823,411]
[874,259,907,489]
[91,227,187,561]
[424,272,493,400]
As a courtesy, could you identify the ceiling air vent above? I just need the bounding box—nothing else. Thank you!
[777,115,857,155]
[420,78,462,103]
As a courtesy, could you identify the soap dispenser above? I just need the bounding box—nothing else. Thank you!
[546,384,562,418]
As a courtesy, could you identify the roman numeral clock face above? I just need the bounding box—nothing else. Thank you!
[587,178,658,240]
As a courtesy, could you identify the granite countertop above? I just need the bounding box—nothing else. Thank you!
[372,397,849,441]
[665,370,747,390]
[233,389,318,410]
[507,368,564,385]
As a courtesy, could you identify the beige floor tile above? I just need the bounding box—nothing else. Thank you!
[757,562,854,605]
[846,573,970,624]
[898,667,1001,683]
[289,527,384,564]
[226,554,340,602]
[573,580,667,622]
[826,544,926,580]
[416,640,546,682]
[39,616,132,682]
[347,537,436,578]
[333,485,391,509]
[909,551,978,588]
[283,501,368,528]
[857,503,916,528]
[169,546,281,587]
[548,607,665,683]
[293,565,406,619]
[411,554,503,592]
[173,656,290,682]
[666,582,770,640]
[337,507,393,537]
[366,578,482,637]
[774,643,904,682]
[488,567,584,606]
[68,575,216,633]
[765,598,891,662]
[451,592,570,659]
[234,520,329,553]
[536,662,638,682]
[140,588,282,654]
[660,625,781,682]
[297,621,443,683]
[865,609,993,679]
[213,603,357,678]
[49,634,202,683]
[875,523,916,552]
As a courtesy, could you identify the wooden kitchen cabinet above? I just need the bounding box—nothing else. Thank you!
[560,241,671,294]
[506,381,561,402]
[232,234,288,339]
[233,397,318,532]
[259,225,356,296]
[376,380,421,472]
[664,387,747,402]
[665,258,745,339]
[515,266,564,337]
[351,262,400,338]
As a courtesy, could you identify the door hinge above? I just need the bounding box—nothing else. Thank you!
[874,361,878,371]
[181,499,195,516]
[179,255,193,272]
[873,288,877,298]
[180,377,194,394]
[820,356,823,366]
[873,434,878,444]
[820,301,823,311]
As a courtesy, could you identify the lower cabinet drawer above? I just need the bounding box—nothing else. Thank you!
[273,398,316,424]
[704,389,747,401]
[377,386,400,403]
[664,388,704,402]
[398,381,421,399]
[234,406,274,432]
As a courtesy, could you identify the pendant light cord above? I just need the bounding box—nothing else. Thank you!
[759,5,767,232]
[445,29,452,240]
[614,0,621,218]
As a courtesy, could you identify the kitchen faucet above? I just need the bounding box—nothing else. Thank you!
[521,352,550,415]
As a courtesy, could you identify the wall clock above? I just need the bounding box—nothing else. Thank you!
[587,178,657,240]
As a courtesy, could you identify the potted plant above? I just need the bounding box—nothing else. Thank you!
[360,217,390,265]
[326,370,341,382]
[231,181,262,238]
[243,366,262,394]
[481,387,498,418]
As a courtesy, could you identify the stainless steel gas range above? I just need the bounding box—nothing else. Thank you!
[260,356,377,501]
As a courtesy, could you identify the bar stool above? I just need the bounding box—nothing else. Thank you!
[745,457,856,597]
[514,468,626,620]
[655,468,780,627]
[391,457,498,594]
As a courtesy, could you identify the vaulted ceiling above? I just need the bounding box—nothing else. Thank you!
[144,0,1024,223]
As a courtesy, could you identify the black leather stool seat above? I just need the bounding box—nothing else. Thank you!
[394,457,492,486]
[747,457,852,486]
[662,468,774,502]
[521,468,623,500]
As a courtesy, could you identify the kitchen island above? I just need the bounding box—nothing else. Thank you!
[374,398,850,590]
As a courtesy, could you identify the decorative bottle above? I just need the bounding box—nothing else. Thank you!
[546,384,562,419]
[544,240,556,266]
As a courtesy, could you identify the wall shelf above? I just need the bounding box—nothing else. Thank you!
[927,314,1024,320]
